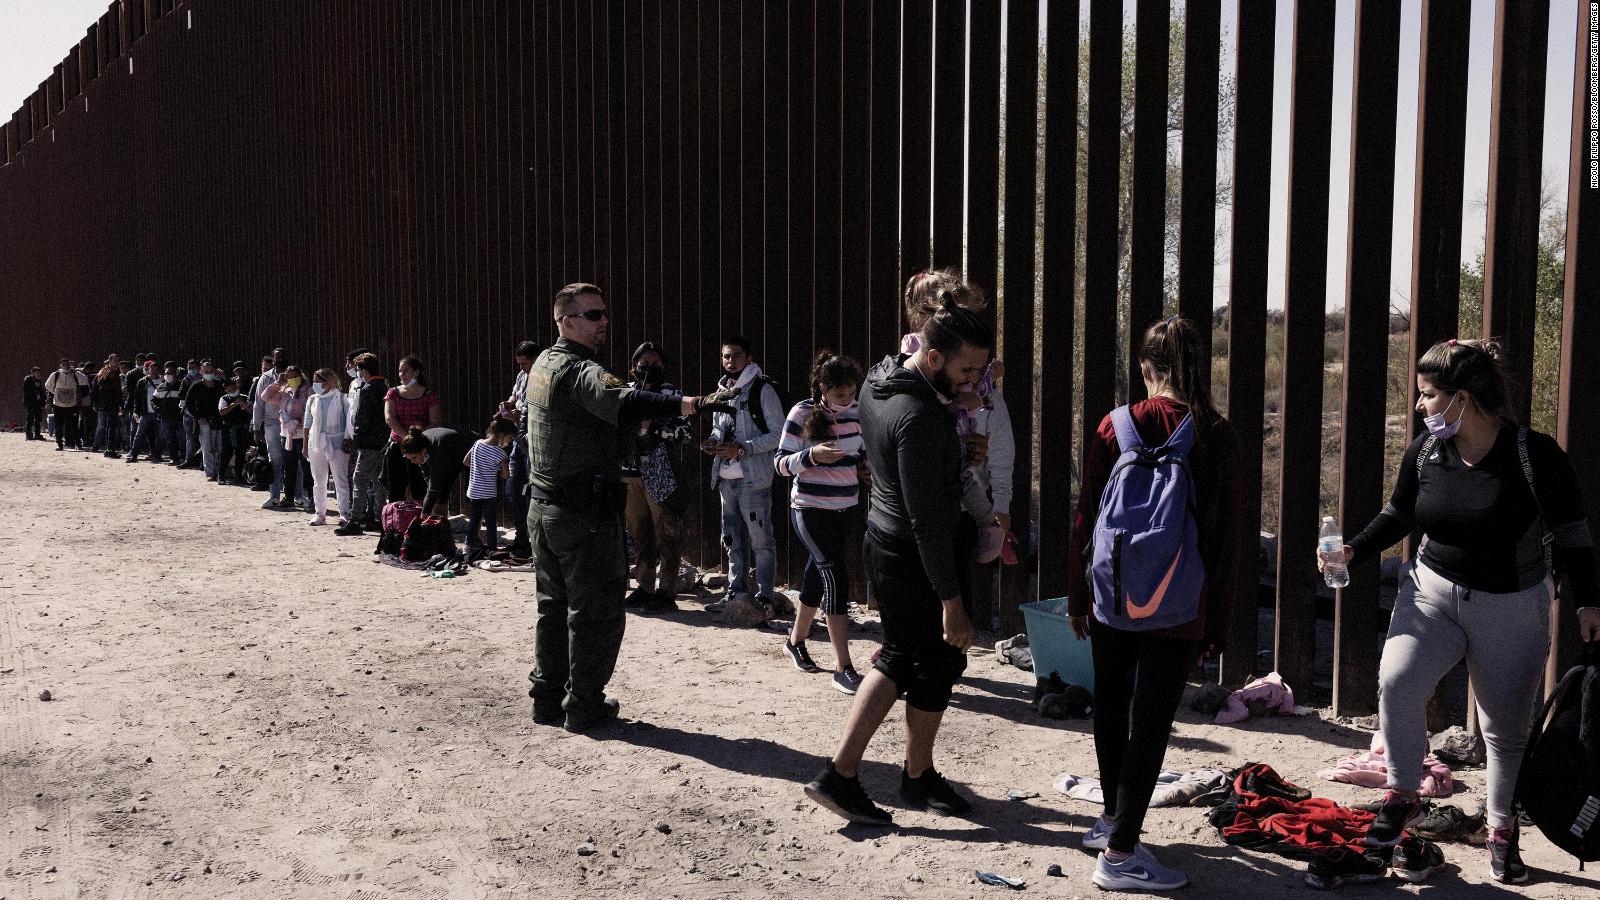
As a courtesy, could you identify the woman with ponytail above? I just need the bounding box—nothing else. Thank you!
[774,351,866,694]
[1065,316,1243,891]
[1325,338,1600,883]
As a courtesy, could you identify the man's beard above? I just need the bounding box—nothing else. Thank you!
[929,366,956,399]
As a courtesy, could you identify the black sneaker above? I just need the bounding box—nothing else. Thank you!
[833,666,863,695]
[334,523,365,537]
[637,591,678,613]
[1304,850,1389,890]
[804,763,894,827]
[563,698,621,734]
[1392,834,1445,883]
[784,639,821,673]
[624,587,656,608]
[531,701,564,725]
[1487,826,1528,884]
[899,766,972,815]
[1365,791,1426,847]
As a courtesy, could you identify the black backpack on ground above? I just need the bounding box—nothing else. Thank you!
[400,516,456,562]
[246,453,272,489]
[1516,642,1600,865]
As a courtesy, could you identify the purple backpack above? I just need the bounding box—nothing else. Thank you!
[1087,406,1206,631]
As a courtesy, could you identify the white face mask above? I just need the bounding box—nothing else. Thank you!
[1423,391,1466,440]
[346,367,360,379]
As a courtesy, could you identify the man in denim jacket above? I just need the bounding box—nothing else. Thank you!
[706,336,787,605]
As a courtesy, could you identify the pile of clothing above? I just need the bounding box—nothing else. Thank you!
[1190,672,1315,724]
[1318,741,1456,798]
[1208,763,1448,889]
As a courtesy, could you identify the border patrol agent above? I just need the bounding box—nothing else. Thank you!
[525,282,734,733]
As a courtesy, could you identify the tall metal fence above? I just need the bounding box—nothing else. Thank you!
[2,0,1595,714]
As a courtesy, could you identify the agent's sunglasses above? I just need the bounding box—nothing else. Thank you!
[563,308,609,322]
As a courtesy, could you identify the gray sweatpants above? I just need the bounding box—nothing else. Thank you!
[349,447,387,525]
[1377,560,1551,829]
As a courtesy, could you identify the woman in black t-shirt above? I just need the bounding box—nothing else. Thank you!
[1326,339,1600,883]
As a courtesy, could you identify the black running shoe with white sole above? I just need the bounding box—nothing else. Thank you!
[784,639,821,673]
[1365,791,1427,847]
[804,764,894,827]
[1304,851,1389,890]
[1391,835,1445,883]
[899,766,972,815]
[832,667,863,694]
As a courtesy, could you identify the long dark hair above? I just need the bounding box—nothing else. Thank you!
[803,350,864,442]
[1137,317,1220,429]
[1416,338,1517,425]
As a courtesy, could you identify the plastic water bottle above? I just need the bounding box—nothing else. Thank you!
[1319,516,1349,589]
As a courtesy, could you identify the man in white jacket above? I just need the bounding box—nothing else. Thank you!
[44,358,87,451]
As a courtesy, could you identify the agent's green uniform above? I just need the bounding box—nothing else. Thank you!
[525,337,679,720]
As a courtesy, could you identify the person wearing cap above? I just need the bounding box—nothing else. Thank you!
[76,361,97,450]
[152,362,187,464]
[22,365,47,440]
[43,358,87,451]
[216,374,253,484]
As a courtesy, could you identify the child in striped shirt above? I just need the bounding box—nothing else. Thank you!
[464,416,517,551]
[775,351,866,695]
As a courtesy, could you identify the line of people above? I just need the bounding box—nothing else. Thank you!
[21,272,1599,893]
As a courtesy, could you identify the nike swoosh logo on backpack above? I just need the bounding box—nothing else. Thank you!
[1126,549,1182,620]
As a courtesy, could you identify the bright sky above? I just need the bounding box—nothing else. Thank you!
[0,0,110,121]
[3,0,1586,314]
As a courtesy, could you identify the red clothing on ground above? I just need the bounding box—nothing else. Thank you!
[1065,396,1244,646]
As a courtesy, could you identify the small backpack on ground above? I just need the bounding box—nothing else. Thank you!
[382,500,423,535]
[245,453,272,489]
[375,500,424,556]
[1516,642,1600,865]
[1086,405,1206,631]
[400,516,456,562]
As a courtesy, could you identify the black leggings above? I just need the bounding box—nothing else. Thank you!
[793,506,852,615]
[1089,617,1200,854]
[383,439,426,502]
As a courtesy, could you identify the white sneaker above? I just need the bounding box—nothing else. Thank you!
[308,517,326,526]
[1081,815,1113,851]
[1091,844,1187,892]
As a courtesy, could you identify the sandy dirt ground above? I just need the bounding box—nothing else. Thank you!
[1,432,1595,899]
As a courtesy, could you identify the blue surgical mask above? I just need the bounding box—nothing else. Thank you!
[204,373,217,382]
[1423,391,1466,440]
[188,368,198,377]
[312,383,326,396]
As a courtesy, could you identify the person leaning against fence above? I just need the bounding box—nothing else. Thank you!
[1065,316,1243,893]
[1321,338,1600,885]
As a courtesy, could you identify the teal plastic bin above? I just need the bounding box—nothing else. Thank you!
[1019,599,1094,692]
